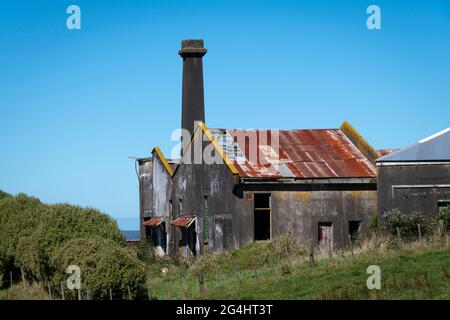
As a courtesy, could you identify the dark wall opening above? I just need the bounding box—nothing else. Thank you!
[146,224,167,253]
[438,200,450,213]
[348,220,361,241]
[179,223,197,256]
[254,193,271,241]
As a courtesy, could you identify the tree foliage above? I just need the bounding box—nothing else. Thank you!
[0,190,145,299]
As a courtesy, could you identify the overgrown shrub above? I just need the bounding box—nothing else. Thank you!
[50,238,146,299]
[0,190,11,200]
[383,209,434,237]
[368,212,378,232]
[264,234,307,266]
[0,194,44,274]
[435,206,450,231]
[137,239,156,263]
[0,190,145,299]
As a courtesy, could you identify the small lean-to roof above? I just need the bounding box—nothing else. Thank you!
[210,128,377,179]
[143,217,167,227]
[170,216,195,228]
[377,128,450,163]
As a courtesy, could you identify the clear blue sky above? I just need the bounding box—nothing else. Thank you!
[1,0,449,230]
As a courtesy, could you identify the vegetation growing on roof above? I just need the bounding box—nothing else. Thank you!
[340,121,381,164]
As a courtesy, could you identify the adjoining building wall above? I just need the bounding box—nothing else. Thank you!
[138,155,173,255]
[151,156,172,218]
[138,159,153,240]
[377,163,450,217]
[172,162,239,255]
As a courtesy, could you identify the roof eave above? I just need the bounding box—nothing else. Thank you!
[240,177,377,184]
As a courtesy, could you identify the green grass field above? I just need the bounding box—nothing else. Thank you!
[1,236,449,300]
[147,237,450,300]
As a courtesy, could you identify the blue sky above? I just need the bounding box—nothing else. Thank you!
[1,0,449,230]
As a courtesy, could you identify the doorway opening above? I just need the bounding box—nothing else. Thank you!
[318,222,333,250]
[254,193,271,241]
[348,220,361,242]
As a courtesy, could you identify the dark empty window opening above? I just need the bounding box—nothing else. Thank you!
[438,200,450,213]
[348,220,361,242]
[254,194,271,241]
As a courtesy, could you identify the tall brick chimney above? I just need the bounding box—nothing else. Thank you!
[179,39,207,143]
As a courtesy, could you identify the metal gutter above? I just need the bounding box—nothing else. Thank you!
[377,161,450,167]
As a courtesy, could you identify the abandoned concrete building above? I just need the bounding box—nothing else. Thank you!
[376,128,450,218]
[137,39,390,257]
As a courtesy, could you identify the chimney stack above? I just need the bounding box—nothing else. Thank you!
[179,39,207,143]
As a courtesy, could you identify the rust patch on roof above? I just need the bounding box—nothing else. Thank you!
[378,149,400,157]
[170,216,195,228]
[211,128,377,179]
[143,216,166,227]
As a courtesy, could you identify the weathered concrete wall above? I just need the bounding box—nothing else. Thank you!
[271,190,376,246]
[377,164,450,217]
[138,155,173,254]
[172,162,239,254]
[138,159,153,240]
[152,156,172,218]
[172,159,377,253]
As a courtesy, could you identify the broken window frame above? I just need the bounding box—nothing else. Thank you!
[437,200,450,213]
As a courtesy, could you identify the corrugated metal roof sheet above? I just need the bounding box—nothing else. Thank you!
[210,128,376,179]
[377,128,450,162]
[143,217,166,227]
[170,216,195,228]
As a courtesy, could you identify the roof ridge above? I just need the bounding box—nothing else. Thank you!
[419,127,450,144]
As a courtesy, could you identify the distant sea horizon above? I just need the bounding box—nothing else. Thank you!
[115,217,139,230]
[122,230,140,241]
[115,217,139,240]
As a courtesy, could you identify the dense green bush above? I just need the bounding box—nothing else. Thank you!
[50,238,145,299]
[382,209,427,237]
[382,208,449,238]
[368,212,378,232]
[0,190,11,200]
[0,194,44,274]
[435,206,450,231]
[0,190,145,299]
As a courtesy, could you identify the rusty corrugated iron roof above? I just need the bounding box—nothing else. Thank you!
[143,217,166,227]
[377,149,400,157]
[170,216,195,228]
[210,128,377,179]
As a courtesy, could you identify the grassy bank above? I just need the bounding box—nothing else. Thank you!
[147,237,450,300]
[0,283,50,300]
